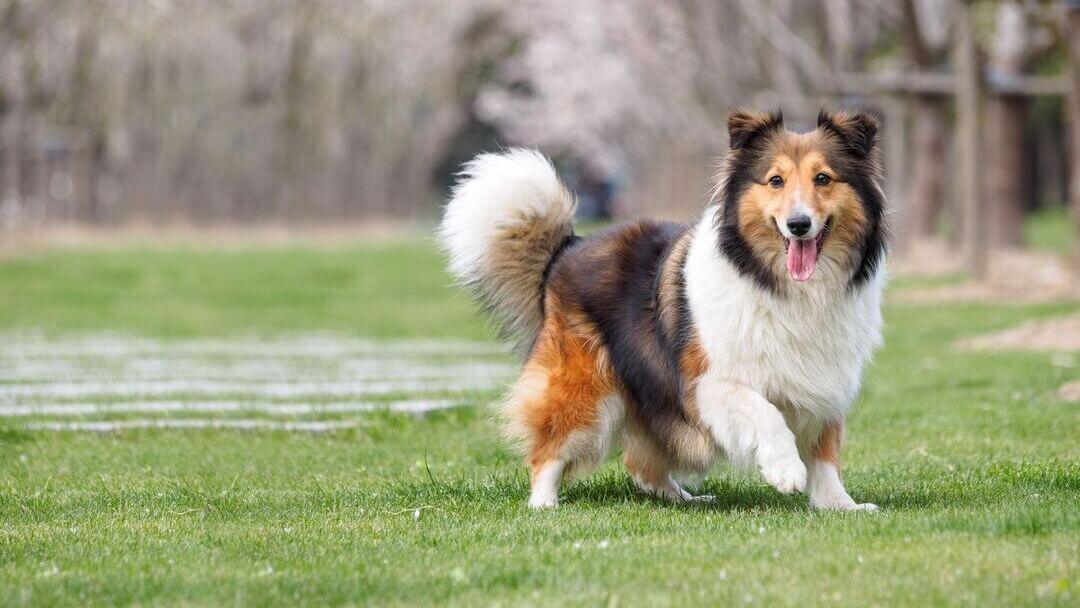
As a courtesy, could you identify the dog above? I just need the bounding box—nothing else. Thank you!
[439,109,886,510]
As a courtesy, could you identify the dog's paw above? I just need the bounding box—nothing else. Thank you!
[813,501,879,512]
[758,453,807,494]
[827,501,878,512]
[810,496,878,511]
[527,492,559,509]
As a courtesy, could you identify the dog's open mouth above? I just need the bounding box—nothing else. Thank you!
[782,217,832,282]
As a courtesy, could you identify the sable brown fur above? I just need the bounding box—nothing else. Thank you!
[814,421,844,466]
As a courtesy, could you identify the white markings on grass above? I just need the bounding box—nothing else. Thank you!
[0,333,509,357]
[26,419,369,433]
[0,333,513,432]
[0,399,461,417]
[0,378,506,399]
[0,359,516,382]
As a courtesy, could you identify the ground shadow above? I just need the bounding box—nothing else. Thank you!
[380,463,1075,514]
[557,473,808,512]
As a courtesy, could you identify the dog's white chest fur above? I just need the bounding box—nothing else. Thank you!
[684,208,884,425]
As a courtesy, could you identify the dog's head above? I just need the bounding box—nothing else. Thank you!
[715,108,887,293]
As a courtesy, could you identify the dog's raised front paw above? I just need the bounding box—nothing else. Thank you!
[759,455,807,494]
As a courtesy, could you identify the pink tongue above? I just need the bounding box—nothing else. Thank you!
[787,238,819,281]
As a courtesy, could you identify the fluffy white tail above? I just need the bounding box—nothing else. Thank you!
[439,149,576,354]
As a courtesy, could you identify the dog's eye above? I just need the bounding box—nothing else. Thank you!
[814,173,832,186]
[768,175,784,189]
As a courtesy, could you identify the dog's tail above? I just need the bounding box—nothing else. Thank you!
[439,149,576,354]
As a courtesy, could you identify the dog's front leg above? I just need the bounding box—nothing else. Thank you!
[694,375,806,494]
[806,420,877,511]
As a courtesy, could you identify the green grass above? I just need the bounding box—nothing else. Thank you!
[0,239,485,339]
[1,237,1078,606]
[1025,206,1076,255]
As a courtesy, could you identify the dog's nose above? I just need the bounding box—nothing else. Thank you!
[786,214,812,237]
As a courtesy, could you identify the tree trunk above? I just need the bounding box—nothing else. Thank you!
[985,94,1027,246]
[954,1,987,279]
[985,1,1030,247]
[1069,3,1080,261]
[906,95,949,238]
[822,0,854,71]
[898,0,952,250]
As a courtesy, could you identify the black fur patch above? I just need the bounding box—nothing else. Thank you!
[844,169,887,290]
[539,233,581,309]
[817,110,879,159]
[817,109,888,290]
[715,112,785,294]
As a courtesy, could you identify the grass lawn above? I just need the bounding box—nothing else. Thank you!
[1025,206,1076,256]
[0,235,1077,606]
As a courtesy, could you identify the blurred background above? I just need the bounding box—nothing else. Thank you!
[1,5,1077,603]
[0,0,1078,279]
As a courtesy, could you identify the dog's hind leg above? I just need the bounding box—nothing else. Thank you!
[527,459,566,509]
[523,393,622,509]
[504,309,620,509]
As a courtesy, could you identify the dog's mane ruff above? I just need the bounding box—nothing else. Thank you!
[707,158,732,209]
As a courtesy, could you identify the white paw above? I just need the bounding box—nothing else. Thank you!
[811,497,878,511]
[528,494,559,509]
[758,454,807,494]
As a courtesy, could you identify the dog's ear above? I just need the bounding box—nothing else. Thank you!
[727,108,783,150]
[817,109,879,157]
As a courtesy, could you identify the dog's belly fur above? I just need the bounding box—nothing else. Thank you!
[540,211,883,474]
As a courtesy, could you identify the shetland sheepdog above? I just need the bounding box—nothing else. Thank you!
[439,109,886,510]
